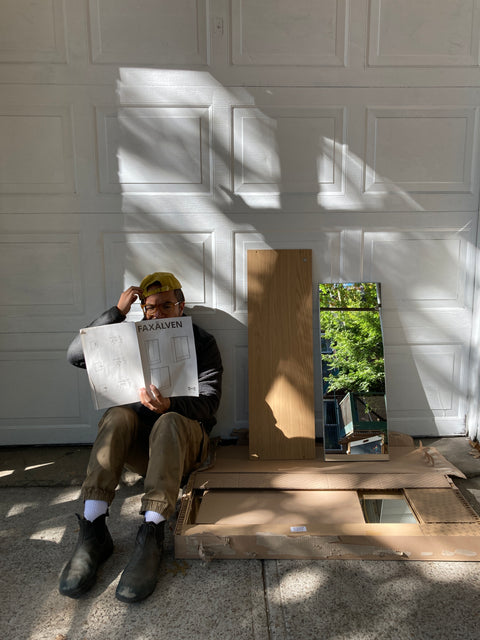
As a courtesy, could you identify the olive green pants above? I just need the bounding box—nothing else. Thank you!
[81,407,208,517]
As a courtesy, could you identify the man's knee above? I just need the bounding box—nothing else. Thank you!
[98,406,138,436]
[150,412,205,451]
[151,412,186,438]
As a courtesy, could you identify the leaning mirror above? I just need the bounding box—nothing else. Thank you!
[319,282,389,461]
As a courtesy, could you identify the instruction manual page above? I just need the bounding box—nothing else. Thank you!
[80,316,198,410]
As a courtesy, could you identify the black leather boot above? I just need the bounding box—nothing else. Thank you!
[59,513,113,598]
[115,521,165,603]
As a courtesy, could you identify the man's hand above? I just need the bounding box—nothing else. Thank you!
[139,385,171,414]
[116,286,144,316]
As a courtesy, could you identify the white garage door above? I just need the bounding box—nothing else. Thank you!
[0,0,479,444]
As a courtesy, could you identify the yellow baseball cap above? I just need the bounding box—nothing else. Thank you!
[140,272,182,300]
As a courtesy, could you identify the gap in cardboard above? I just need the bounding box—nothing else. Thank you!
[360,491,417,524]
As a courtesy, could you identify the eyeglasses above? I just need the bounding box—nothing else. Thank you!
[142,301,181,315]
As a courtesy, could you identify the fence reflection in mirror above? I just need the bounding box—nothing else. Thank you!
[319,282,389,461]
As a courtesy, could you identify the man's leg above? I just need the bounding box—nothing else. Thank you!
[142,411,208,516]
[115,412,208,603]
[59,406,145,598]
[81,406,144,503]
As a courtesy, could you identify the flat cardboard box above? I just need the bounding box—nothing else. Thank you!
[174,444,480,561]
[196,490,365,526]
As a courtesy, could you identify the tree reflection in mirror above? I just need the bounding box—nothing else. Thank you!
[319,282,389,461]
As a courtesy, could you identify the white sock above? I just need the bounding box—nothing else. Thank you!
[144,510,165,525]
[84,499,108,522]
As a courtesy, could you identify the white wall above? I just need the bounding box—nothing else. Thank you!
[1,0,479,444]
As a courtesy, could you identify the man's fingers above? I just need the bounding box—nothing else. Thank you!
[150,385,162,399]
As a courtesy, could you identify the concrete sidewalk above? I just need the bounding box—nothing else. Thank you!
[1,437,479,640]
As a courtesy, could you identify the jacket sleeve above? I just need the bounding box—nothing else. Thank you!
[66,306,126,369]
[168,325,223,429]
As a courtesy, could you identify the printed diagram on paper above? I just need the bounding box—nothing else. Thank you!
[80,316,198,410]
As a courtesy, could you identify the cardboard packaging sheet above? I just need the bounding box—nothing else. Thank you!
[175,444,480,561]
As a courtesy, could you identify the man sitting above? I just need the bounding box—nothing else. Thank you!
[59,272,223,602]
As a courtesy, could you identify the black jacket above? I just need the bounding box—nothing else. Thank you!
[67,306,223,433]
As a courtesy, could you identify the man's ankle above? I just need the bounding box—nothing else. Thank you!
[84,499,108,522]
[144,510,165,525]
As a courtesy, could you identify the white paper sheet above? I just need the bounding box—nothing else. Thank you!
[80,316,198,410]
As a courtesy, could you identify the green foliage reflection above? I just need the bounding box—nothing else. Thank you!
[319,283,385,394]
